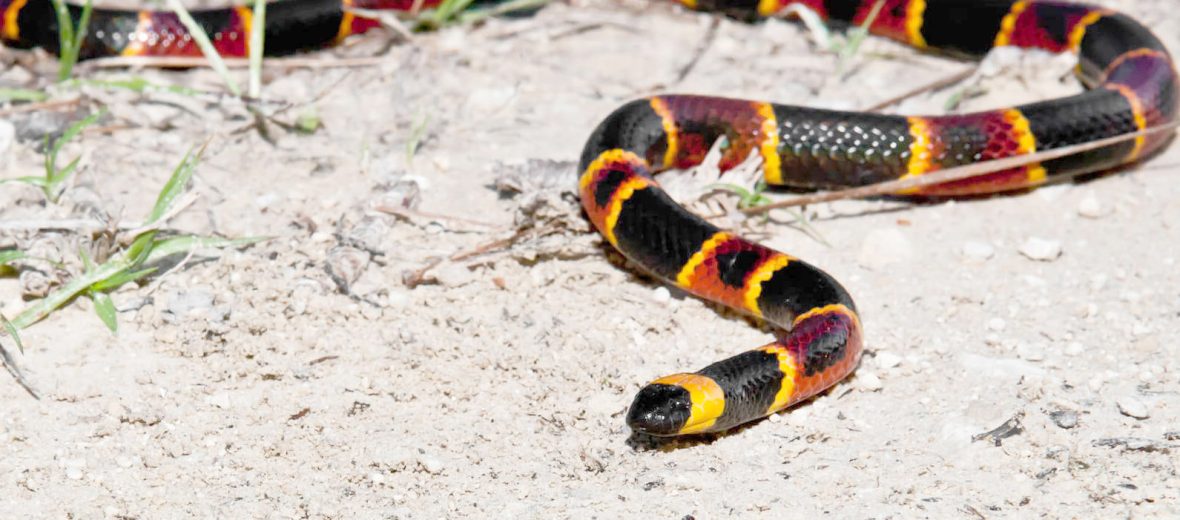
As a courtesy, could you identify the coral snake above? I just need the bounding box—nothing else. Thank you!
[3,0,1177,436]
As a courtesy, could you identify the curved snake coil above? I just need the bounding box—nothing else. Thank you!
[578,0,1177,436]
[3,0,1177,437]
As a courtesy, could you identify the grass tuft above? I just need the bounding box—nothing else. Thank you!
[0,313,37,398]
[405,111,431,165]
[836,0,885,69]
[7,143,267,333]
[709,180,830,246]
[0,109,105,202]
[248,0,266,100]
[50,0,93,81]
[709,180,773,211]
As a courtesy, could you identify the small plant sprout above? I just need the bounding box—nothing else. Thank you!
[0,313,37,397]
[50,0,94,81]
[1,109,105,203]
[709,179,774,210]
[8,143,267,332]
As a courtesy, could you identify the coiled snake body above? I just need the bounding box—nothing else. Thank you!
[4,0,1176,436]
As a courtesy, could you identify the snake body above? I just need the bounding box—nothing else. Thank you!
[578,1,1177,436]
[3,0,1176,437]
[0,0,437,59]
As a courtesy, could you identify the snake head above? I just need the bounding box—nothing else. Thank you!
[626,373,726,436]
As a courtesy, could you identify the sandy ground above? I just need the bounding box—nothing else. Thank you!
[1,0,1179,517]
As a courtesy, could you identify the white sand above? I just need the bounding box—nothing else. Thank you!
[1,0,1178,516]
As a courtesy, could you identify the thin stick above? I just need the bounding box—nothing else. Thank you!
[346,7,416,41]
[0,193,198,234]
[0,98,81,117]
[863,66,976,112]
[742,120,1180,214]
[403,229,528,288]
[0,219,111,232]
[671,16,720,85]
[374,204,501,229]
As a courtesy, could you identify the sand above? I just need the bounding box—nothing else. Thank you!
[1,0,1178,517]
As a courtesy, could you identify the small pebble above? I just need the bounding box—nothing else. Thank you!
[857,228,914,270]
[1064,342,1085,356]
[61,458,85,480]
[1131,322,1152,337]
[418,455,445,474]
[1117,397,1150,419]
[651,287,671,304]
[206,393,231,409]
[986,318,1006,332]
[464,86,516,114]
[253,192,280,211]
[1049,410,1078,429]
[1019,237,1062,261]
[433,263,475,287]
[326,246,372,288]
[857,371,883,391]
[1076,193,1107,218]
[875,351,902,369]
[167,289,215,317]
[1089,274,1108,291]
[961,241,995,262]
[1016,343,1045,362]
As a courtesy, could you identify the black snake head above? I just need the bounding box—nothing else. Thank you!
[626,383,693,436]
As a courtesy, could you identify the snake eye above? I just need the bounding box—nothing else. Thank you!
[626,384,692,436]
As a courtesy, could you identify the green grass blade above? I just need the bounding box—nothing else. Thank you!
[707,183,754,200]
[838,0,885,64]
[146,144,204,225]
[90,291,118,332]
[50,0,74,73]
[0,177,49,187]
[79,248,95,271]
[10,260,125,329]
[147,235,268,261]
[457,0,550,25]
[49,109,104,162]
[67,0,93,70]
[405,112,431,164]
[2,313,25,354]
[248,0,266,99]
[91,266,157,291]
[0,88,51,102]
[124,231,158,266]
[0,250,26,266]
[295,110,322,134]
[51,156,82,186]
[50,0,92,81]
[166,0,241,96]
[0,313,38,398]
[772,3,832,50]
[64,77,205,98]
[423,0,478,28]
[43,109,104,200]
